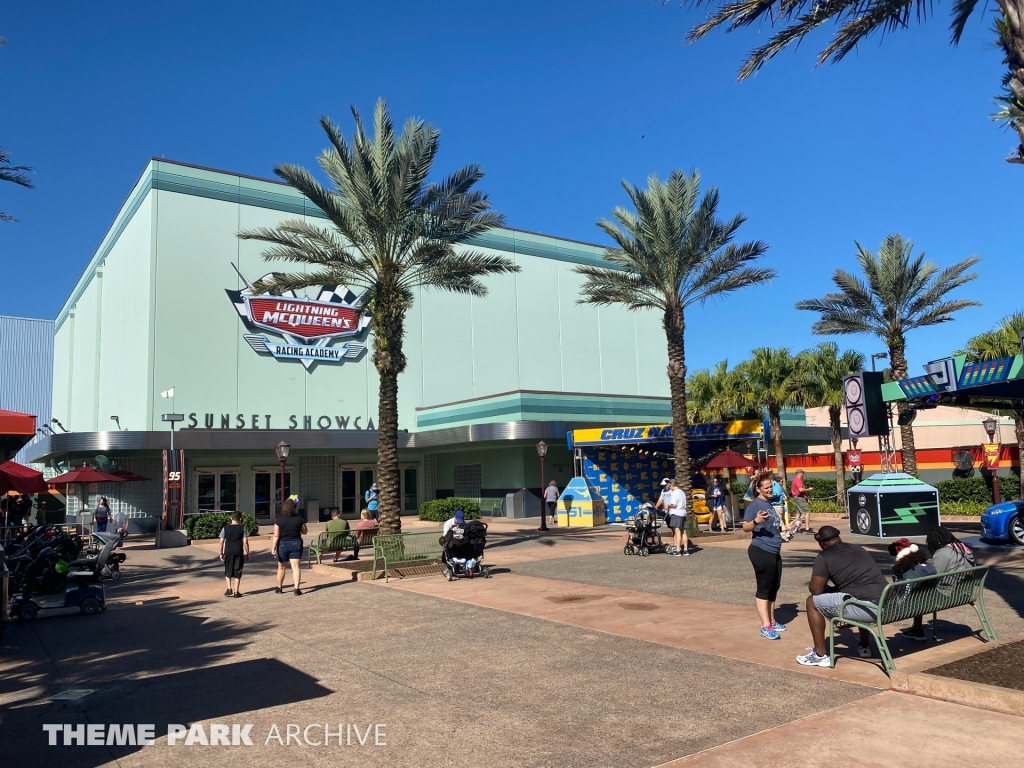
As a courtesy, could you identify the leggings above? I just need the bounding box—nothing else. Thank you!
[748,545,782,602]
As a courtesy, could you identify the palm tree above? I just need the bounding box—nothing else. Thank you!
[238,99,519,533]
[960,312,1024,497]
[0,147,34,222]
[797,343,867,513]
[688,360,737,424]
[796,234,980,477]
[735,347,801,483]
[683,0,1024,165]
[576,170,774,516]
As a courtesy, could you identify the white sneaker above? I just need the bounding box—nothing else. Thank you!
[796,650,832,668]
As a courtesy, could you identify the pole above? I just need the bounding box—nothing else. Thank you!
[538,453,549,532]
[279,455,287,511]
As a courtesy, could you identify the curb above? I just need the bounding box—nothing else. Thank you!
[890,632,1024,716]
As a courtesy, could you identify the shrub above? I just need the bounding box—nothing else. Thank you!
[186,512,260,539]
[802,475,854,501]
[936,476,1020,504]
[418,497,482,522]
[939,500,987,516]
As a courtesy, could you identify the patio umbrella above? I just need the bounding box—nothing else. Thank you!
[48,467,127,485]
[702,449,758,470]
[110,469,151,482]
[0,460,49,495]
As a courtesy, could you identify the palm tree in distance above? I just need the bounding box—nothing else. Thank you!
[682,0,1024,165]
[0,147,34,222]
[798,343,867,514]
[796,234,981,477]
[960,312,1024,498]
[688,360,737,424]
[576,170,774,518]
[735,347,801,483]
[239,99,519,533]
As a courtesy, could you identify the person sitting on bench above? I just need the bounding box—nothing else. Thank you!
[326,510,356,562]
[797,526,889,668]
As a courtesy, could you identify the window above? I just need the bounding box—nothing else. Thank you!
[454,464,481,501]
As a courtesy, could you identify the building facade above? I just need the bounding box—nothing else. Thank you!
[30,158,685,522]
[0,315,54,464]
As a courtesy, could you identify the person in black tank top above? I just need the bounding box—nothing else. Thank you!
[271,499,308,595]
[219,511,250,597]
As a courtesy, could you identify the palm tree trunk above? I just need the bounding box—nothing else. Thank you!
[888,344,918,476]
[769,406,786,483]
[1014,407,1024,499]
[996,0,1024,162]
[665,305,692,524]
[829,405,846,514]
[372,298,408,535]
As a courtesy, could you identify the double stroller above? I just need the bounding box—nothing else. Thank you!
[623,502,665,557]
[440,518,491,580]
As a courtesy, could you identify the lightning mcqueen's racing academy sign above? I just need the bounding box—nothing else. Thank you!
[227,265,371,370]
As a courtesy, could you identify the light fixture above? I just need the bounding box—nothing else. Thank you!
[275,441,291,461]
[982,417,998,441]
[535,441,548,458]
[51,418,69,433]
[110,415,122,430]
[871,352,888,372]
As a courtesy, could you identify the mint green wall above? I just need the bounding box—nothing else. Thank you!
[433,444,574,493]
[53,159,670,437]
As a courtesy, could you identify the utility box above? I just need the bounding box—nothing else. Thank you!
[847,473,940,538]
[557,477,608,528]
[504,489,541,519]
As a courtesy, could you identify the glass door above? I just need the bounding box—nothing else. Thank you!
[253,468,293,522]
[194,469,239,513]
[338,465,420,516]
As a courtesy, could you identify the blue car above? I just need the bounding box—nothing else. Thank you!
[981,500,1024,545]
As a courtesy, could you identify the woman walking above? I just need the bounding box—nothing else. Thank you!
[94,497,110,533]
[271,498,307,595]
[743,475,786,639]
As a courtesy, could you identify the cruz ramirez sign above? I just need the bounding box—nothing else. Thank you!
[226,264,371,370]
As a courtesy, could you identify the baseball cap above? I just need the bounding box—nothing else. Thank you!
[814,525,841,543]
[454,510,465,523]
[660,478,670,487]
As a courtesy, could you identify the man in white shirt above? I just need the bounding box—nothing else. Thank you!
[667,478,689,557]
[543,481,560,524]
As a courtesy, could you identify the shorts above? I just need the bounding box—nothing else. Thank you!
[668,514,687,530]
[792,497,810,515]
[224,554,245,578]
[748,545,782,602]
[276,539,303,562]
[811,592,877,622]
[546,501,557,516]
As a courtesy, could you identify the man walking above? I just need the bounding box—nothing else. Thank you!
[789,469,810,536]
[543,480,559,524]
[219,511,250,598]
[667,478,689,556]
[796,526,889,667]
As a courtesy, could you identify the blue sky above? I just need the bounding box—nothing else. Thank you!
[2,0,1019,376]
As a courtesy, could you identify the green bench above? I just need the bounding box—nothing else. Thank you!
[307,526,378,565]
[828,564,996,673]
[372,531,444,582]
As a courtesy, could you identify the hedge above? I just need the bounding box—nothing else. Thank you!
[185,512,260,539]
[935,475,1020,504]
[418,497,482,522]
[731,476,852,501]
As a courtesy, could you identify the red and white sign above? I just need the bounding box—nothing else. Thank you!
[246,297,364,341]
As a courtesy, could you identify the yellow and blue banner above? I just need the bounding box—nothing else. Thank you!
[568,420,763,448]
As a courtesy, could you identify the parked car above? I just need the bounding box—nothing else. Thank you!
[980,500,1024,545]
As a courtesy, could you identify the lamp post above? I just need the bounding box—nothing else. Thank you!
[536,440,549,532]
[275,441,290,514]
[982,417,1000,506]
[871,352,888,372]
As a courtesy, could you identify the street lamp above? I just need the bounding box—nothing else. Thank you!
[982,417,1000,505]
[536,440,549,532]
[275,441,290,513]
[871,352,888,372]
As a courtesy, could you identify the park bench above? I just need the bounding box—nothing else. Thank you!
[827,564,996,673]
[307,526,378,566]
[372,531,444,582]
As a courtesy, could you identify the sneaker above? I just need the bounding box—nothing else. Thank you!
[274,587,282,594]
[796,650,832,667]
[760,627,781,640]
[682,550,690,556]
[671,551,682,557]
[233,592,242,599]
[294,589,302,596]
[224,589,233,597]
[770,621,787,632]
[857,645,872,658]
[900,627,928,642]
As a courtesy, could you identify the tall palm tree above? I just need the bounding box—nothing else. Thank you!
[797,343,867,513]
[735,347,801,483]
[796,234,980,477]
[682,0,1024,165]
[239,99,519,533]
[575,170,774,517]
[0,147,34,222]
[960,312,1024,497]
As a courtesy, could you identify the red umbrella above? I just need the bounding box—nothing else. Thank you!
[110,469,151,482]
[48,467,126,485]
[0,460,49,494]
[702,449,758,470]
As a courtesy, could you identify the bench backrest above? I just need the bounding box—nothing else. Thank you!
[372,531,444,563]
[878,565,989,624]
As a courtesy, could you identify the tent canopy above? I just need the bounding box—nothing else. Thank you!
[0,460,49,495]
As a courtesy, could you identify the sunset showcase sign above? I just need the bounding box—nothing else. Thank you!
[227,264,371,370]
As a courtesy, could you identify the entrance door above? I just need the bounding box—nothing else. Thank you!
[253,467,294,522]
[339,466,375,519]
[194,469,239,513]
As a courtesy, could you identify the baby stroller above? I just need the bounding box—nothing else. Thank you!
[624,502,664,556]
[440,518,491,580]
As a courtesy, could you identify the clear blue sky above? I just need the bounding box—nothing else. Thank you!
[2,0,1019,376]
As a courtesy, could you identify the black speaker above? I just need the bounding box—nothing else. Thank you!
[843,372,887,438]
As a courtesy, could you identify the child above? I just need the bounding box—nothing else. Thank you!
[219,511,250,598]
